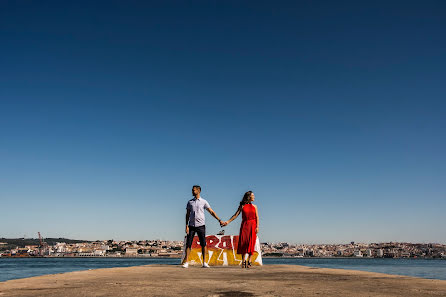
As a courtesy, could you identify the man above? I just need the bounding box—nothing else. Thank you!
[182,185,223,268]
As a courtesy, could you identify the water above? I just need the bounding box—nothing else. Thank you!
[263,258,446,280]
[0,258,179,282]
[0,257,445,282]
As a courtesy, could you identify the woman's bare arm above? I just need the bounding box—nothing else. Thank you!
[226,206,242,225]
[254,205,259,233]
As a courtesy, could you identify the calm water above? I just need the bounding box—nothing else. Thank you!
[0,258,445,282]
[263,258,446,280]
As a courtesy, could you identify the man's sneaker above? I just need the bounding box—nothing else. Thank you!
[202,263,210,268]
[182,262,189,268]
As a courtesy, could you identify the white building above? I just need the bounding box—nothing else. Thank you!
[126,248,139,256]
[94,250,106,256]
[376,249,384,257]
[55,243,67,253]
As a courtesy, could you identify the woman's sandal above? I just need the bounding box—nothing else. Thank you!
[247,261,252,268]
[242,260,247,268]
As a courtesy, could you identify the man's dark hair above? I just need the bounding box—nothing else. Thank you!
[193,185,201,192]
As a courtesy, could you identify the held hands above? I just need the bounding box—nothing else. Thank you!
[220,221,228,227]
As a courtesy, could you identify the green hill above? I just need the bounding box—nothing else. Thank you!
[0,238,91,251]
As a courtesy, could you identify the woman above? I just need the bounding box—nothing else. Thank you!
[223,191,259,268]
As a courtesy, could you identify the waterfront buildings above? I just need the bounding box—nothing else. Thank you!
[1,239,445,259]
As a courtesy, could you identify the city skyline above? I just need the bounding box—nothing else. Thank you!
[1,1,445,243]
[2,237,445,259]
[2,236,446,246]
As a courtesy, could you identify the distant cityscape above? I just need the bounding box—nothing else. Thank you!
[1,237,445,259]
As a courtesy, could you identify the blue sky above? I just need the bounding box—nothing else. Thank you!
[1,1,445,243]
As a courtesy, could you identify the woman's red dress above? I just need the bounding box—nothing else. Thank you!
[237,203,257,255]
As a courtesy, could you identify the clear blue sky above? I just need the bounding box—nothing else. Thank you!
[1,1,445,243]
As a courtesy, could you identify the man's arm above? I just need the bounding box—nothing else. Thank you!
[206,208,222,225]
[185,208,191,234]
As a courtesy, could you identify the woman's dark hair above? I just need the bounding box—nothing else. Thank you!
[240,191,253,207]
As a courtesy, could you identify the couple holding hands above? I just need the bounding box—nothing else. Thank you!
[182,185,259,268]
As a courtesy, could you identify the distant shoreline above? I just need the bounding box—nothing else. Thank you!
[1,256,445,260]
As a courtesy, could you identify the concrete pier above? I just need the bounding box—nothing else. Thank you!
[1,265,445,296]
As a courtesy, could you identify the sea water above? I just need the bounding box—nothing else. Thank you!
[0,257,444,282]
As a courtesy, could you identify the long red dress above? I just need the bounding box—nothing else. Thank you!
[237,203,257,255]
